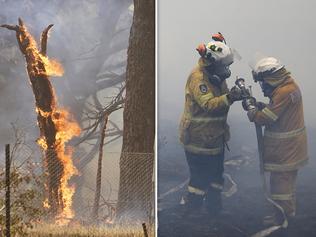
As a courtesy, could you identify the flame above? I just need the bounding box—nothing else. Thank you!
[22,23,64,78]
[36,107,51,118]
[52,109,81,225]
[36,108,81,225]
[43,198,50,209]
[21,23,81,225]
[39,55,64,77]
[37,137,48,150]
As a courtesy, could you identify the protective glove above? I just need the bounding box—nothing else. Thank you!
[256,101,266,111]
[247,108,257,122]
[227,86,243,104]
[242,97,256,111]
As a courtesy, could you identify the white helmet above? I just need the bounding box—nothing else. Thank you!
[249,54,284,82]
[253,57,284,74]
[205,41,234,66]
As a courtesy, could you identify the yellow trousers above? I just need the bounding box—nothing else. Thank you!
[270,170,298,217]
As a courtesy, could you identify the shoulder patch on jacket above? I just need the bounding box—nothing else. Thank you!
[199,84,208,94]
[290,89,301,103]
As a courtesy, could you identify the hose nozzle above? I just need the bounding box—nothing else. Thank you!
[235,77,246,89]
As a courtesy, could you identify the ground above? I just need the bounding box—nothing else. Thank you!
[159,181,316,237]
[158,121,316,237]
[29,224,154,237]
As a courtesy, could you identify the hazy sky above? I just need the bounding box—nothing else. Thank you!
[158,0,316,128]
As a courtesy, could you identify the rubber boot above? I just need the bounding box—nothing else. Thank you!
[263,212,284,226]
[205,187,222,217]
[182,193,204,219]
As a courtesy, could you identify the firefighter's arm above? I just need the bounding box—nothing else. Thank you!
[191,82,230,113]
[248,91,290,125]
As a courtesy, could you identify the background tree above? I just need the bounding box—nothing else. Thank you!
[116,0,155,221]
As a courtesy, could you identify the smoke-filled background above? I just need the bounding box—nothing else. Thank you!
[158,0,316,236]
[0,0,133,221]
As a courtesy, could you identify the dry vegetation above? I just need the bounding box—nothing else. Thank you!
[28,224,154,237]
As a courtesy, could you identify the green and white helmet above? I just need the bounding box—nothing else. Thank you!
[205,41,234,66]
[197,41,235,67]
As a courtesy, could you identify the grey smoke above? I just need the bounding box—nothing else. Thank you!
[158,0,316,197]
[0,0,132,150]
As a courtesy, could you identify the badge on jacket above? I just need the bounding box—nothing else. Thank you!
[199,84,208,93]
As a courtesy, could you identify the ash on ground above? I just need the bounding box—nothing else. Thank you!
[158,122,316,237]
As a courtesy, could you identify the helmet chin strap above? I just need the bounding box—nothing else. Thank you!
[260,81,274,97]
[209,74,225,86]
[218,67,231,79]
[204,57,232,86]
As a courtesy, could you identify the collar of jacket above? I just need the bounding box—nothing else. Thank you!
[270,77,294,98]
[264,68,291,87]
[198,57,213,68]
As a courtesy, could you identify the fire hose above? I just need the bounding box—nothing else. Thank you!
[158,172,238,207]
[235,78,288,237]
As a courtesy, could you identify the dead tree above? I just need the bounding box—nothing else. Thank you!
[86,86,124,221]
[71,84,125,217]
[116,0,155,221]
[91,115,108,222]
[1,19,68,217]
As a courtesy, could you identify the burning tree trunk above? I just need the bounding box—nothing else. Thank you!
[116,0,155,221]
[1,19,80,224]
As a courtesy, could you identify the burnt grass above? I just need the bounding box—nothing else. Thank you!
[158,121,316,237]
[158,175,316,237]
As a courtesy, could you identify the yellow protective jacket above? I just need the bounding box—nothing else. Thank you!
[179,59,231,155]
[252,77,308,172]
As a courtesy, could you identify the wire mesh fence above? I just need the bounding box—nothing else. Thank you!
[0,142,155,236]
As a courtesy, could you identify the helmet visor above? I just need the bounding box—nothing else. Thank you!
[252,70,263,82]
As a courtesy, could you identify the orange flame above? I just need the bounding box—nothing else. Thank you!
[39,55,64,77]
[52,109,81,225]
[37,137,48,150]
[22,24,64,78]
[43,198,50,209]
[37,108,81,225]
[22,23,81,225]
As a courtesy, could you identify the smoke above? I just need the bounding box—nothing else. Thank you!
[0,0,133,217]
[158,0,316,201]
[0,0,132,150]
[158,0,316,126]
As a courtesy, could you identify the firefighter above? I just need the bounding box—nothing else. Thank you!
[244,57,308,225]
[179,35,243,217]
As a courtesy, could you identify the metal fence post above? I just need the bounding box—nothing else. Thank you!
[142,223,149,237]
[5,144,11,237]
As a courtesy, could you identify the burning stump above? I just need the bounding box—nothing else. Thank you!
[1,19,80,224]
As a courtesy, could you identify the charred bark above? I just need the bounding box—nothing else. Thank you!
[116,0,155,221]
[1,19,63,216]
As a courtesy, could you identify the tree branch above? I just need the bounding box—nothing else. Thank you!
[40,24,54,56]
